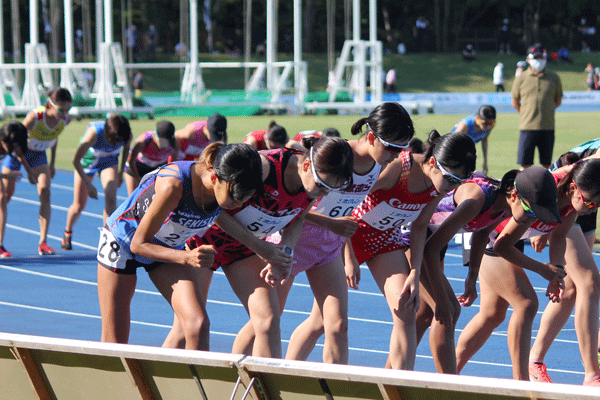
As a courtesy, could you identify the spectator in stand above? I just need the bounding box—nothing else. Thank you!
[145,25,158,60]
[132,72,144,98]
[512,44,563,170]
[126,24,138,62]
[578,19,595,52]
[557,47,572,63]
[175,42,189,59]
[385,68,397,93]
[493,62,505,92]
[585,63,598,90]
[499,18,512,54]
[413,16,430,52]
[462,44,476,62]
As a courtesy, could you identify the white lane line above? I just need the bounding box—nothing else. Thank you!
[0,264,586,339]
[51,183,128,201]
[0,300,584,376]
[6,224,97,250]
[10,196,103,219]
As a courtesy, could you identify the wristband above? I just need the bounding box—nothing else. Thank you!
[282,246,294,257]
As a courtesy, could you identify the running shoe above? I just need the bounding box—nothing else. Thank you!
[0,245,11,258]
[584,376,600,387]
[529,363,553,383]
[61,231,72,250]
[38,243,56,256]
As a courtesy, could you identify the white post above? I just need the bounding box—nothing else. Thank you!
[30,0,39,45]
[104,0,113,43]
[0,0,3,64]
[64,0,74,64]
[190,0,198,69]
[293,0,301,95]
[369,0,376,42]
[96,0,103,56]
[266,0,275,89]
[352,0,360,41]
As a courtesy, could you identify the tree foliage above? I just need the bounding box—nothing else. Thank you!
[2,0,600,59]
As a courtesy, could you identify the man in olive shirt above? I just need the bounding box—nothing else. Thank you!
[511,44,563,169]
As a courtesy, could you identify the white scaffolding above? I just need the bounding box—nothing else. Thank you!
[0,0,374,117]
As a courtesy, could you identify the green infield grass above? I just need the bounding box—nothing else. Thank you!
[54,111,599,180]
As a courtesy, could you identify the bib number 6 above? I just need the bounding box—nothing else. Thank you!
[329,206,354,218]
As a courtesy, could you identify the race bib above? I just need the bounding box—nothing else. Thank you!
[154,215,216,247]
[235,206,297,239]
[97,227,128,270]
[27,138,56,151]
[313,192,365,218]
[361,201,423,231]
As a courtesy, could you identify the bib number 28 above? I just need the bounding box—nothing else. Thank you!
[97,228,126,270]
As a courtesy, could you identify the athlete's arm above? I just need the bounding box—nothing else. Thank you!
[126,135,146,181]
[72,126,99,199]
[493,217,563,282]
[304,211,358,238]
[459,222,498,307]
[118,137,132,187]
[174,123,196,141]
[261,202,315,286]
[130,168,216,268]
[215,212,293,271]
[423,184,484,319]
[453,121,468,133]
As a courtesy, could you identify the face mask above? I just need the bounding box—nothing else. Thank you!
[529,58,546,71]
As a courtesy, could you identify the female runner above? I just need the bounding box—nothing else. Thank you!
[347,130,476,370]
[236,102,416,364]
[456,161,600,381]
[61,115,132,249]
[451,105,496,174]
[244,121,288,150]
[417,169,556,374]
[0,88,72,255]
[0,121,33,257]
[174,113,227,161]
[180,136,354,358]
[97,142,263,350]
[124,120,179,194]
[528,141,600,385]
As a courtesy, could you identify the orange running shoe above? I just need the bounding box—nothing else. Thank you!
[584,376,600,386]
[0,245,11,258]
[529,363,553,383]
[38,242,56,256]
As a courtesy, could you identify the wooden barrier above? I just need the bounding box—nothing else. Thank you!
[0,332,597,400]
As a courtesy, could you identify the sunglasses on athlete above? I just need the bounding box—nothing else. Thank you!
[514,183,537,219]
[48,99,70,115]
[365,123,410,153]
[436,161,471,185]
[309,146,349,192]
[573,180,600,209]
